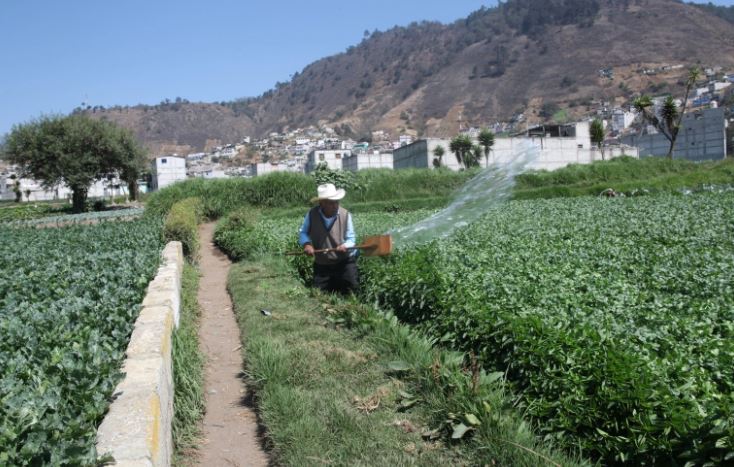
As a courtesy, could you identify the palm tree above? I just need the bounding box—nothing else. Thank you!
[469,145,483,168]
[590,118,605,160]
[633,67,701,159]
[432,145,445,168]
[449,135,473,169]
[477,128,495,166]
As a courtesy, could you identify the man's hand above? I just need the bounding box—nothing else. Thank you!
[335,244,348,253]
[304,244,315,256]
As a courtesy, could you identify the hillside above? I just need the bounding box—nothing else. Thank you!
[89,0,734,152]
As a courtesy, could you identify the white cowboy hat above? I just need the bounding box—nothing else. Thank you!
[312,183,345,202]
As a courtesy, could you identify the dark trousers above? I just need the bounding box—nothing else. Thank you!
[313,259,359,295]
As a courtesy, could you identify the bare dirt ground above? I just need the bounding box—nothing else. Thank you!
[194,223,269,467]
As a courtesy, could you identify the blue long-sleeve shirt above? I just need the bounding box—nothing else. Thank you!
[299,209,356,254]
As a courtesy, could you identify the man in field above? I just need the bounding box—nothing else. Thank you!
[299,183,359,294]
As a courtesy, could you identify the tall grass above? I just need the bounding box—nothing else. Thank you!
[172,264,205,462]
[146,169,473,218]
[228,258,582,466]
[514,156,734,199]
[147,157,734,217]
[163,198,205,260]
[146,172,314,218]
[348,168,474,202]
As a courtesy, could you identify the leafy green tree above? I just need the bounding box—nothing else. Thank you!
[449,134,474,169]
[633,67,701,159]
[477,128,495,166]
[432,144,445,168]
[2,114,147,212]
[590,118,605,160]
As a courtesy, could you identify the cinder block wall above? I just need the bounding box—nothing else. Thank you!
[96,241,183,467]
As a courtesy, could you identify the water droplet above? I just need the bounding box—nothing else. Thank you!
[390,143,538,248]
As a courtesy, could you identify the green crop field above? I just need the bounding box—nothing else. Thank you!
[0,203,67,223]
[0,218,163,465]
[215,192,734,465]
[3,207,145,227]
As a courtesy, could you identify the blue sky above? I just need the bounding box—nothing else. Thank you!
[1,0,732,136]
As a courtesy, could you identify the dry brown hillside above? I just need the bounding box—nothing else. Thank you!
[88,0,734,152]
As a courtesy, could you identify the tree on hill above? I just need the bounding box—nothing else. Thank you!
[632,67,701,159]
[478,128,495,166]
[2,115,147,212]
[499,0,600,36]
[690,2,734,25]
[449,134,474,169]
[590,118,605,160]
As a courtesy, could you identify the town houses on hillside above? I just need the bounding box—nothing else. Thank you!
[141,62,733,189]
[3,64,731,199]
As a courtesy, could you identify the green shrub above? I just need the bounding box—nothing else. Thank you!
[146,173,314,218]
[312,162,361,190]
[92,199,107,211]
[213,206,261,260]
[164,197,204,259]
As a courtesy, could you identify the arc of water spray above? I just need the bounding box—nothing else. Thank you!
[389,142,539,249]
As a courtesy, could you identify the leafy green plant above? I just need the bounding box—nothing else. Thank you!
[213,206,262,260]
[164,197,204,260]
[312,162,361,191]
[214,191,734,465]
[0,203,68,223]
[357,193,734,464]
[0,218,163,465]
[5,207,144,227]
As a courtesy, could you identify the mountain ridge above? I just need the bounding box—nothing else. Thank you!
[86,0,734,154]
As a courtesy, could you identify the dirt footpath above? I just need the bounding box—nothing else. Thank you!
[194,223,268,467]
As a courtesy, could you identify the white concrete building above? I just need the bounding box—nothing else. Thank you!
[305,149,351,173]
[213,145,237,159]
[189,166,230,179]
[611,108,636,133]
[0,173,134,202]
[150,156,186,190]
[251,161,305,176]
[393,138,457,170]
[186,152,207,161]
[393,122,638,172]
[696,87,711,97]
[252,163,282,176]
[464,128,481,139]
[710,81,731,92]
[342,152,394,172]
[622,107,727,161]
[372,130,387,141]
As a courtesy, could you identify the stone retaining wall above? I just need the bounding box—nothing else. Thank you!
[96,241,183,467]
